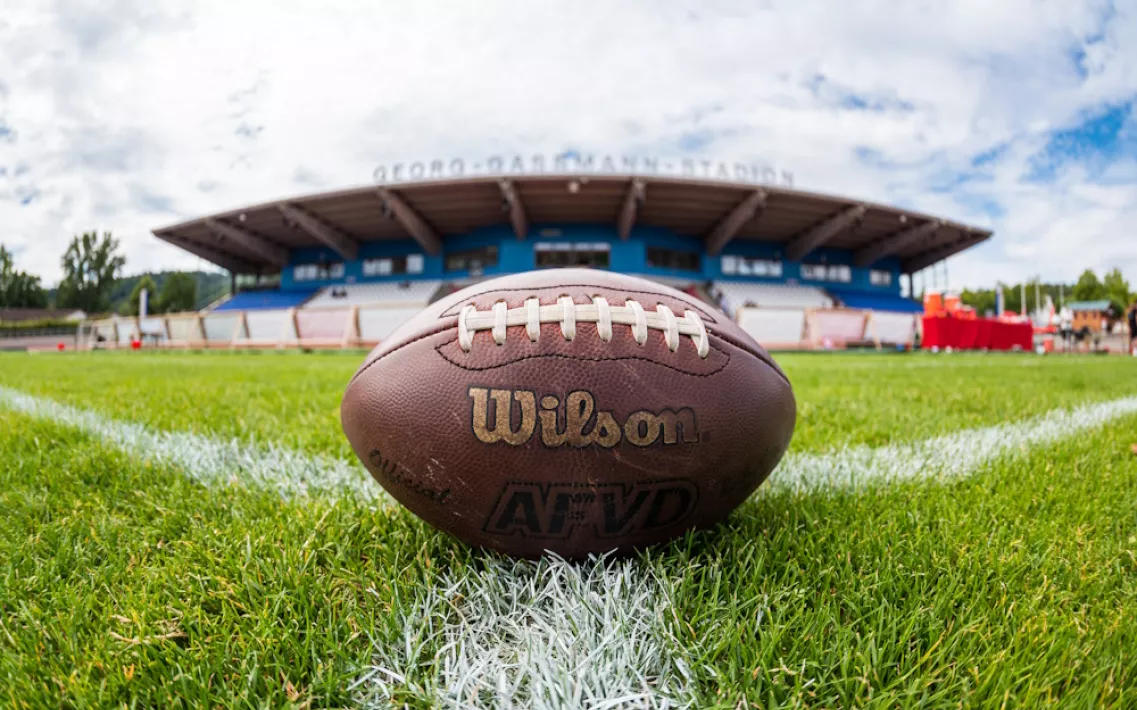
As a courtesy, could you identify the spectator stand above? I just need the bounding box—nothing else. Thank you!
[81,281,447,351]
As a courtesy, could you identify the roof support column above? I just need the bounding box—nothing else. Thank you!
[704,189,767,256]
[784,204,867,262]
[277,203,359,260]
[854,220,941,267]
[617,179,646,240]
[376,188,443,255]
[203,218,289,267]
[498,179,529,240]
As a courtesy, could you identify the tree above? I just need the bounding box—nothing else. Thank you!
[157,272,197,313]
[1102,267,1132,316]
[0,244,49,308]
[1071,269,1107,303]
[960,286,997,316]
[122,275,158,316]
[56,231,126,313]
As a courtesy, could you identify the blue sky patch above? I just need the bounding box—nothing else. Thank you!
[130,185,173,213]
[1069,47,1090,81]
[971,142,1010,169]
[853,146,935,171]
[678,130,715,152]
[954,194,1005,221]
[805,73,915,113]
[1027,100,1133,181]
[235,122,263,139]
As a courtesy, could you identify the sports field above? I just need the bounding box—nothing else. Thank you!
[2,350,1136,708]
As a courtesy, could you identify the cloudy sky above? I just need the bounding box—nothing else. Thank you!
[1,0,1134,288]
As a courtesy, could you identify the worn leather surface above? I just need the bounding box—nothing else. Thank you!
[341,269,796,559]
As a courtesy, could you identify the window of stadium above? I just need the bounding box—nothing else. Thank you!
[446,246,499,273]
[362,254,425,277]
[721,255,783,277]
[801,263,851,283]
[870,269,892,286]
[534,242,610,268]
[293,261,345,282]
[646,247,700,272]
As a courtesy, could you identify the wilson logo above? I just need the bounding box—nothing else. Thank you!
[368,449,451,504]
[468,386,699,448]
[484,480,699,538]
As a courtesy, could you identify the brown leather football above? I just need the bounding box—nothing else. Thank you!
[341,269,795,559]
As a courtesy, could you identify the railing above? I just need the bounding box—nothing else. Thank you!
[79,303,425,350]
[0,325,80,339]
[78,303,920,352]
[735,306,919,350]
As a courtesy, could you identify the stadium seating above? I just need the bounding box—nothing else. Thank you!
[713,281,918,349]
[203,312,242,343]
[869,312,920,345]
[712,281,832,347]
[304,281,444,309]
[84,277,916,352]
[711,281,832,315]
[826,288,923,313]
[211,289,320,312]
[736,308,808,348]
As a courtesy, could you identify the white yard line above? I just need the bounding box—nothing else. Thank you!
[357,394,1137,709]
[353,555,693,710]
[4,385,1137,709]
[0,385,382,504]
[769,394,1137,493]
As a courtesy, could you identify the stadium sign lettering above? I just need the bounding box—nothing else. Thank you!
[373,152,794,187]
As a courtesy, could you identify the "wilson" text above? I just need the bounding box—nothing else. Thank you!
[468,387,699,448]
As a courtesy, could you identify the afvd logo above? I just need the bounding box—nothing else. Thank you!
[483,480,699,539]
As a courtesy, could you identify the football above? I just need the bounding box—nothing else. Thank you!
[341,269,796,559]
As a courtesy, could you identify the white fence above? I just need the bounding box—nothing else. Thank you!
[81,303,920,352]
[80,303,422,350]
[735,306,919,349]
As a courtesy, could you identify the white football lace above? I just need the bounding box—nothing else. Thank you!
[457,296,710,358]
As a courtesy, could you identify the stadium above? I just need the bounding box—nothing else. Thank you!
[86,169,990,350]
[8,4,1137,707]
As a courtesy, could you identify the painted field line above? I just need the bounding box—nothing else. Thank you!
[769,394,1137,493]
[353,555,693,710]
[0,385,383,504]
[5,385,1137,709]
[361,394,1137,709]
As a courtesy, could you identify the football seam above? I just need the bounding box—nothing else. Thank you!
[437,284,722,323]
[433,338,731,376]
[707,330,790,385]
[348,310,789,388]
[346,320,457,386]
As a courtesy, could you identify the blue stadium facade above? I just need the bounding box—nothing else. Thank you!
[278,225,903,293]
[155,173,989,317]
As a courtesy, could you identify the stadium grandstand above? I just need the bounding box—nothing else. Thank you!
[82,173,990,350]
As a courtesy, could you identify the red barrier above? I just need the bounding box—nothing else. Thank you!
[922,316,1032,351]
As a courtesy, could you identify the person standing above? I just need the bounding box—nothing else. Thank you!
[1128,300,1137,355]
[1059,304,1074,352]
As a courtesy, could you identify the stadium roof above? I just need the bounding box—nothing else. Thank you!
[153,174,992,275]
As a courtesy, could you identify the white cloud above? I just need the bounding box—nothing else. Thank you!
[0,0,1134,288]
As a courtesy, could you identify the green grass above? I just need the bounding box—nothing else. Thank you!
[2,350,1135,456]
[1,350,1136,707]
[0,412,452,708]
[669,416,1137,707]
